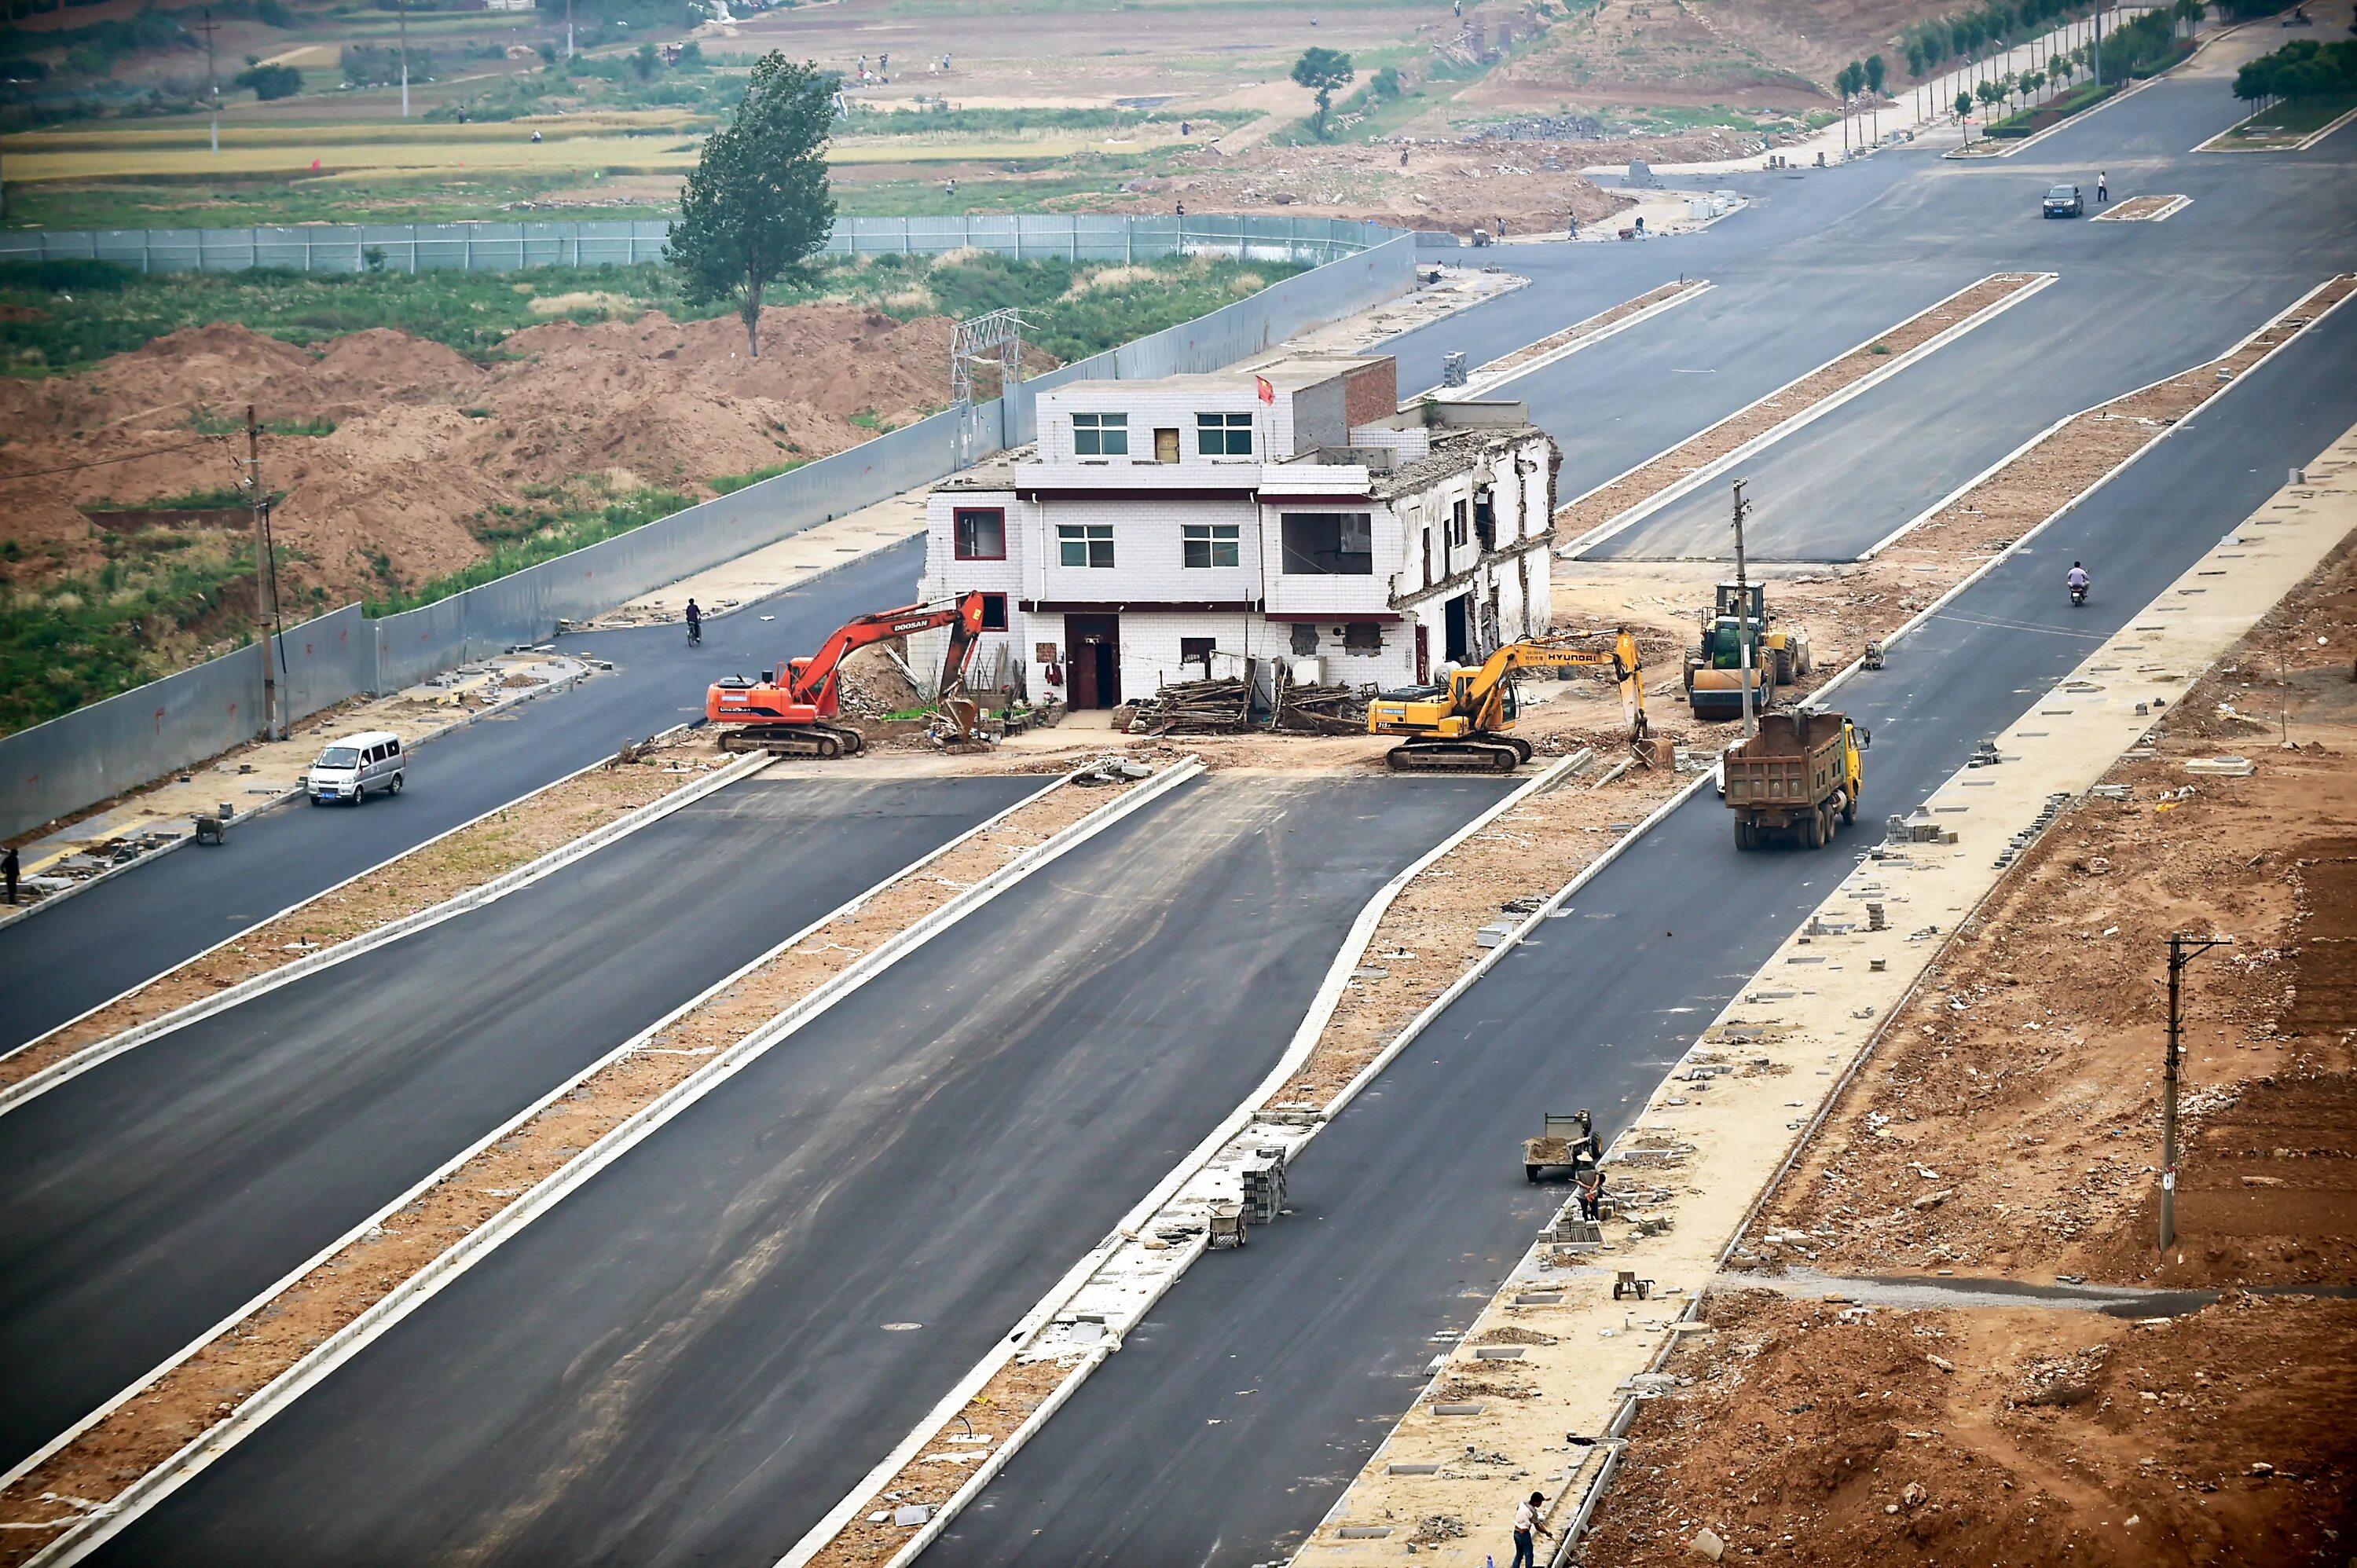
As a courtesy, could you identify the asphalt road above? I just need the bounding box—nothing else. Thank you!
[0,540,924,1056]
[923,234,2357,1568]
[1585,68,2357,561]
[0,772,1033,1479]
[86,774,1508,1567]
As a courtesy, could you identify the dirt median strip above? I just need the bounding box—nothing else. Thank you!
[1555,273,2050,551]
[0,766,1156,1566]
[1286,417,2357,1567]
[790,747,1698,1568]
[2093,192,2190,222]
[0,731,743,1099]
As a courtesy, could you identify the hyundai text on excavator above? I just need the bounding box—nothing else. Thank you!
[705,592,987,758]
[1367,630,1648,773]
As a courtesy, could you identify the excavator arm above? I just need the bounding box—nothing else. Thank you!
[707,591,989,757]
[784,592,988,711]
[1455,631,1647,739]
[1372,632,1647,773]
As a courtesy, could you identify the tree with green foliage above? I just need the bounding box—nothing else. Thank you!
[233,61,302,100]
[2234,37,2357,104]
[1865,53,1888,95]
[1976,76,2007,112]
[667,52,836,359]
[1956,87,1975,119]
[629,41,660,81]
[1290,46,1354,137]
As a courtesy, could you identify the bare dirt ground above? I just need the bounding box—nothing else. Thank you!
[1473,0,1955,117]
[0,302,973,616]
[1585,1290,2357,1566]
[0,764,1127,1565]
[1573,482,2357,1568]
[1119,133,1751,235]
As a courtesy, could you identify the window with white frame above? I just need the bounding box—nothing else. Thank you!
[1181,521,1241,569]
[1058,522,1115,568]
[1197,412,1253,456]
[1072,412,1128,456]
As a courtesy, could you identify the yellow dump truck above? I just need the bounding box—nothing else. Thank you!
[1723,709,1868,850]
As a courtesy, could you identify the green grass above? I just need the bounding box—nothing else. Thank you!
[0,248,1303,378]
[1984,81,2116,138]
[368,478,694,615]
[2224,90,2357,141]
[1,536,258,736]
[708,459,809,495]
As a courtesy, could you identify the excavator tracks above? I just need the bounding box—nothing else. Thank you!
[1384,738,1530,774]
[719,724,867,760]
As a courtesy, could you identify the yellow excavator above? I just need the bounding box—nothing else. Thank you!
[1369,630,1648,773]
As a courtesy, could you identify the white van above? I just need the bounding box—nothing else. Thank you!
[309,731,405,805]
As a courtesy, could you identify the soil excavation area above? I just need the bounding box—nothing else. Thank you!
[1579,498,2357,1565]
[0,302,970,623]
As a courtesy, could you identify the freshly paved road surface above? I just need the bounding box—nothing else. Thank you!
[924,247,2357,1567]
[0,540,922,1055]
[1585,71,2357,561]
[0,772,1032,1478]
[87,775,1508,1568]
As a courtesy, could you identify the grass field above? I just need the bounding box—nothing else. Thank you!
[0,247,1299,376]
[2212,91,2357,147]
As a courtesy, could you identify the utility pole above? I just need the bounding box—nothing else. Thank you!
[1731,478,1756,739]
[2159,932,2234,1256]
[196,7,222,155]
[398,0,411,118]
[2092,0,2104,86]
[247,406,279,742]
[566,0,575,59]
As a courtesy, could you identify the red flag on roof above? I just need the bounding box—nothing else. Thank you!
[1255,375,1275,405]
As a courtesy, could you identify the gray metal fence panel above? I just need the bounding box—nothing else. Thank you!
[0,601,369,839]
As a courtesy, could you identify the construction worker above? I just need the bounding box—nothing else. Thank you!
[1511,1492,1554,1568]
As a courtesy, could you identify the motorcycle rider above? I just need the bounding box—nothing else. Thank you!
[2066,562,2090,601]
[686,597,703,644]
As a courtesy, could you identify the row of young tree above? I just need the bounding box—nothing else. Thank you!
[1897,0,2205,87]
[2233,38,2357,107]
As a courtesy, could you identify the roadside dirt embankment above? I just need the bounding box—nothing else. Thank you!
[1578,462,2357,1568]
[0,301,973,616]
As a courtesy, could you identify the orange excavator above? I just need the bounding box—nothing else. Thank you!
[705,591,988,758]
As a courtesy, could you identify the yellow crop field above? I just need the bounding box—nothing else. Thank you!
[0,134,706,184]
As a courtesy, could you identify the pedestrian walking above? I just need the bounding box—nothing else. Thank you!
[1175,199,1186,218]
[3,844,19,907]
[2096,170,2110,202]
[1511,1492,1554,1568]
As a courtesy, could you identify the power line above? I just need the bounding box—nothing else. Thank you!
[0,435,233,485]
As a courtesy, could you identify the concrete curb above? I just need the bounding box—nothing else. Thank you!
[1559,272,2058,559]
[0,763,1072,1506]
[2092,192,2194,221]
[2197,99,2357,153]
[0,661,596,937]
[1293,276,2357,1566]
[1415,280,1714,403]
[789,756,1589,1568]
[0,742,768,1123]
[28,758,1201,1568]
[1855,273,2357,606]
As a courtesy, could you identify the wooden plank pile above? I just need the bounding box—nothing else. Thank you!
[1127,676,1254,734]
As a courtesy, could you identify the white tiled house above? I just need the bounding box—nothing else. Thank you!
[912,354,1560,710]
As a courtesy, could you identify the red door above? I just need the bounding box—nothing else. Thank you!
[1065,614,1121,709]
[1415,624,1430,683]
